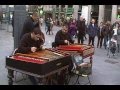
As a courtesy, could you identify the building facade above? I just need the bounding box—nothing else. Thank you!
[52,5,120,25]
[0,5,120,25]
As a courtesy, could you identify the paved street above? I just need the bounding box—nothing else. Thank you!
[0,23,120,85]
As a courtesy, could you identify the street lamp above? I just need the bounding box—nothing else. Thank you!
[40,10,43,15]
[38,5,43,17]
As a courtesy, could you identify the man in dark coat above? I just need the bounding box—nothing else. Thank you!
[97,22,105,48]
[20,12,39,39]
[87,19,98,46]
[55,24,74,46]
[15,25,45,85]
[77,16,86,44]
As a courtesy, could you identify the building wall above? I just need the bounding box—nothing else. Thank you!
[111,5,117,24]
[18,5,120,25]
[73,5,79,19]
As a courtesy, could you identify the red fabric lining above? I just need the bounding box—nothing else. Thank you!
[11,56,46,64]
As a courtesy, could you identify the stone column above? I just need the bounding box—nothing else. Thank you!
[65,5,68,8]
[58,5,61,25]
[14,5,27,49]
[88,5,92,24]
[52,5,56,20]
[58,5,61,19]
[73,5,79,19]
[65,5,68,18]
[0,5,2,25]
[98,5,105,26]
[111,5,117,24]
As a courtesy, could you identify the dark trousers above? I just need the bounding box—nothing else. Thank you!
[97,36,104,48]
[78,35,84,44]
[88,36,95,46]
[118,44,120,52]
[46,26,51,35]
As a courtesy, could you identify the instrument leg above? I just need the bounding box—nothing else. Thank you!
[90,56,93,74]
[7,69,14,85]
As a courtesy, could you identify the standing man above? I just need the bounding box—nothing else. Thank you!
[97,22,105,48]
[20,12,39,39]
[77,16,86,44]
[87,19,98,46]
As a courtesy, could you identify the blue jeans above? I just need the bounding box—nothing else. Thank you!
[104,36,108,49]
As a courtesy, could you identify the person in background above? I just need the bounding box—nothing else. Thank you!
[50,18,54,35]
[40,17,44,26]
[46,18,51,35]
[77,16,86,44]
[68,19,77,40]
[45,17,48,31]
[97,22,105,48]
[117,26,120,52]
[103,21,113,49]
[20,12,39,39]
[87,19,98,46]
[113,23,120,53]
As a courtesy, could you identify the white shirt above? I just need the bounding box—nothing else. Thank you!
[113,28,118,35]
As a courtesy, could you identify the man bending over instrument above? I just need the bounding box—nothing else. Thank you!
[54,24,74,47]
[15,24,45,85]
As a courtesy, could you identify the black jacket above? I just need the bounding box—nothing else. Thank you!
[55,30,74,46]
[20,17,36,39]
[16,33,44,54]
[97,26,104,37]
[77,20,86,36]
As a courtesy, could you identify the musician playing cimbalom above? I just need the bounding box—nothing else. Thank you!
[15,24,45,85]
[55,24,74,47]
[54,24,74,84]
